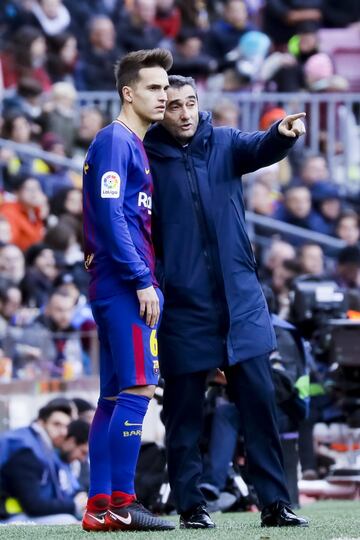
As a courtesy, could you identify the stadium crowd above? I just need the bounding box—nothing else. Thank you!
[0,0,359,525]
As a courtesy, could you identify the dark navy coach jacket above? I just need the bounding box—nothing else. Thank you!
[144,112,297,377]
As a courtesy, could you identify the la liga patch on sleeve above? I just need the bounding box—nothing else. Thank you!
[101,171,121,198]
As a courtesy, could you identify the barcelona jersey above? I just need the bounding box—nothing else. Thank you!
[83,121,157,300]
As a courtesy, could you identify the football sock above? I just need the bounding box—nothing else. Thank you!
[108,392,150,501]
[87,493,110,512]
[88,397,115,499]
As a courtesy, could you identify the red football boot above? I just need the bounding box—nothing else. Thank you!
[82,509,108,532]
[82,494,110,532]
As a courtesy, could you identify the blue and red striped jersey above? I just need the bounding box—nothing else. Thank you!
[83,121,157,300]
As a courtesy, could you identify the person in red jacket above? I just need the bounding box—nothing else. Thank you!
[0,176,45,251]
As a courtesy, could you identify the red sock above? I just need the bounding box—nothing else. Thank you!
[87,493,110,512]
[111,490,136,508]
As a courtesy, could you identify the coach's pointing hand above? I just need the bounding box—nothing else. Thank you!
[278,112,306,138]
[137,285,160,327]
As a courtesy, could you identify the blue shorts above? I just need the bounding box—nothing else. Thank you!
[91,288,164,397]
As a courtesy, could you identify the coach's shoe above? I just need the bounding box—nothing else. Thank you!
[261,501,309,527]
[82,509,108,532]
[180,504,216,529]
[105,501,176,531]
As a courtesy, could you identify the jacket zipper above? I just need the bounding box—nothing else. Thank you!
[183,148,229,330]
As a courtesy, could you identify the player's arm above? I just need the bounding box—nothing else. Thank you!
[91,135,159,326]
[231,113,306,175]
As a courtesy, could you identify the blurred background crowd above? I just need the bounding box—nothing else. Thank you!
[0,0,359,524]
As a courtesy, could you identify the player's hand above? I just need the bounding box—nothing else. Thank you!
[137,286,160,328]
[278,112,306,138]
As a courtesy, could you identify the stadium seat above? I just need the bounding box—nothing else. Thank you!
[332,48,360,92]
[317,28,360,56]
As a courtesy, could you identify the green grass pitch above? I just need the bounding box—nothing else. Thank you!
[0,501,359,540]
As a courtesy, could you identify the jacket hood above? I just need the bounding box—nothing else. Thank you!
[145,111,213,159]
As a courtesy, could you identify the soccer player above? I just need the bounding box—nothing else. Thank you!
[81,49,175,532]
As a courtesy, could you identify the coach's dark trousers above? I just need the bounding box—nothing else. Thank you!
[162,354,290,514]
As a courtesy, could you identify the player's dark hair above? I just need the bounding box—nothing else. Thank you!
[114,48,173,103]
[38,398,73,421]
[66,419,90,445]
[168,75,197,95]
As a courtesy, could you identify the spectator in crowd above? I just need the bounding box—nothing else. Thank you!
[0,25,52,91]
[273,184,324,241]
[57,419,90,497]
[46,32,79,84]
[170,29,217,79]
[45,215,83,268]
[53,273,94,335]
[61,0,126,48]
[212,98,240,128]
[0,176,45,251]
[263,0,323,47]
[30,289,86,378]
[155,0,182,39]
[77,15,123,91]
[21,243,58,308]
[260,239,296,284]
[42,81,78,155]
[336,210,360,247]
[248,179,274,216]
[28,0,71,38]
[117,0,164,53]
[0,112,44,189]
[297,242,325,276]
[36,132,76,197]
[49,186,82,224]
[271,258,302,317]
[206,0,253,63]
[0,280,22,340]
[266,29,319,92]
[177,0,211,30]
[72,397,95,425]
[298,153,329,190]
[73,107,105,160]
[311,181,342,236]
[0,244,26,285]
[334,246,360,289]
[0,399,87,524]
[2,77,44,128]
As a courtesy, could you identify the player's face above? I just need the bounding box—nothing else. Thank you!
[129,67,169,123]
[161,84,199,144]
[42,411,71,448]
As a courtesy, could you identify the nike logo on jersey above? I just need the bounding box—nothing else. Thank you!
[138,192,152,215]
[108,510,132,525]
[124,420,142,427]
[84,162,89,174]
[145,168,150,175]
[87,513,105,524]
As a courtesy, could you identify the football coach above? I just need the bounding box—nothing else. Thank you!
[144,75,308,529]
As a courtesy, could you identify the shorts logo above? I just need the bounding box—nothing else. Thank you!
[145,168,150,175]
[101,171,120,198]
[153,360,159,375]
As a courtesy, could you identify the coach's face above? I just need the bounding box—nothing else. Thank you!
[130,66,169,123]
[161,84,199,144]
